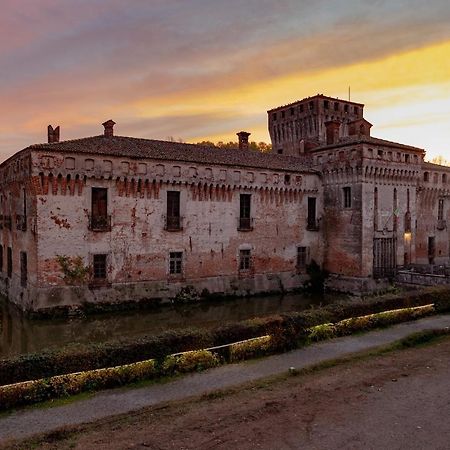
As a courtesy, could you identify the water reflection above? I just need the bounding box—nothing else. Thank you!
[0,292,333,358]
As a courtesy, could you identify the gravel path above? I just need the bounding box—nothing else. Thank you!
[0,314,449,443]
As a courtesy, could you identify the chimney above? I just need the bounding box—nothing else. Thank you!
[348,119,372,137]
[47,125,60,143]
[102,119,116,138]
[324,120,341,145]
[237,131,251,150]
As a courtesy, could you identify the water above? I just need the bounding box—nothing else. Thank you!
[0,292,334,358]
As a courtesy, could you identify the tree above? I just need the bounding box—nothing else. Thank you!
[194,140,272,153]
[430,155,450,166]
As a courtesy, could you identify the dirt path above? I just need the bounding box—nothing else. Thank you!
[5,332,450,449]
[1,314,450,448]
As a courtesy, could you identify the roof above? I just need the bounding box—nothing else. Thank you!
[267,94,364,113]
[310,135,425,153]
[423,161,450,172]
[24,135,316,174]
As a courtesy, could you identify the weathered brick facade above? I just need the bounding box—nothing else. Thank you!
[0,125,323,311]
[0,94,448,311]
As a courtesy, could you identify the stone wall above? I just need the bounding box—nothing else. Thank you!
[1,150,323,311]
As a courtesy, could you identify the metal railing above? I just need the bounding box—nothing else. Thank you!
[437,219,446,230]
[238,217,253,231]
[164,215,183,231]
[88,214,112,232]
[306,217,319,231]
[16,214,27,231]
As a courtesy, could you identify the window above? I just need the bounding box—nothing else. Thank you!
[166,191,181,231]
[239,249,251,271]
[17,188,27,231]
[374,187,378,231]
[334,102,339,111]
[443,174,447,184]
[324,100,329,109]
[239,194,252,230]
[438,198,444,221]
[393,188,398,231]
[309,101,314,110]
[299,104,304,113]
[405,154,410,164]
[93,254,107,280]
[343,187,352,208]
[20,251,27,287]
[307,197,318,230]
[277,149,283,154]
[344,104,349,113]
[281,110,285,119]
[272,113,277,121]
[424,172,429,182]
[169,252,183,275]
[354,106,359,114]
[7,247,12,278]
[296,246,308,269]
[90,187,110,231]
[0,245,3,272]
[290,107,294,116]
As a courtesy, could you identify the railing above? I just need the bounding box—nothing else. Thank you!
[437,219,446,231]
[16,214,27,231]
[238,217,253,231]
[306,217,319,231]
[3,216,12,231]
[88,215,112,232]
[164,215,183,231]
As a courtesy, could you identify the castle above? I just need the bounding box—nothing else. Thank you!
[0,94,448,312]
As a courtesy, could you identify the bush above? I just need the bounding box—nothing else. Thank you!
[0,286,444,387]
[308,323,336,342]
[229,336,273,362]
[0,359,158,411]
[162,350,220,375]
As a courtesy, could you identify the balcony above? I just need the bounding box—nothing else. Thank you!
[16,214,27,231]
[306,217,319,231]
[164,215,183,231]
[88,214,112,232]
[437,219,447,231]
[238,217,253,231]
[3,215,12,231]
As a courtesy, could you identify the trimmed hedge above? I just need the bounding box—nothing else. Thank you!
[0,303,442,411]
[308,304,435,342]
[1,286,449,387]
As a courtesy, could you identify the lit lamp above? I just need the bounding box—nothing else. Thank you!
[404,231,412,242]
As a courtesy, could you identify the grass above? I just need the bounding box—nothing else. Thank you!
[2,328,450,450]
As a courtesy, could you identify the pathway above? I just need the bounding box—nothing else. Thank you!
[0,314,449,442]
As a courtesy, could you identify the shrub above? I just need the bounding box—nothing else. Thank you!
[229,336,273,362]
[0,359,158,411]
[308,323,336,342]
[162,350,220,375]
[0,286,445,387]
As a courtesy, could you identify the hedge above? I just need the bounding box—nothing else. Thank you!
[1,286,449,387]
[0,303,442,411]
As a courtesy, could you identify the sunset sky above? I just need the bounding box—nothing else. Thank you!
[1,0,449,162]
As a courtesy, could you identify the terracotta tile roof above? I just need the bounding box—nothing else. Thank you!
[423,161,450,171]
[267,94,364,112]
[29,135,316,173]
[310,135,425,153]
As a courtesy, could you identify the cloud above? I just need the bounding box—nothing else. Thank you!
[1,0,450,160]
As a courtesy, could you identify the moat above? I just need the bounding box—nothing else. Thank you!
[0,293,334,358]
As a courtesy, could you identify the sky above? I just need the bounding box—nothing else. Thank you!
[1,0,449,162]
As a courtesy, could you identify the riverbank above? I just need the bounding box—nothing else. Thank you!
[1,313,449,445]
